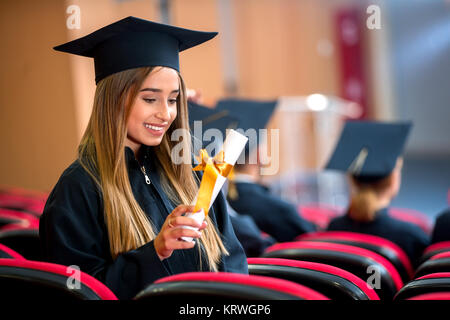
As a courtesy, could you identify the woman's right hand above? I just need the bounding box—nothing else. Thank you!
[154,205,207,261]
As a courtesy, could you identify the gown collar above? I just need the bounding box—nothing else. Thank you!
[124,145,153,169]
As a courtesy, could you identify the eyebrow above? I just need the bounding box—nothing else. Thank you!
[140,88,180,94]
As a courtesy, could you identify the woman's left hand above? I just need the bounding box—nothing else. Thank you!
[154,205,207,260]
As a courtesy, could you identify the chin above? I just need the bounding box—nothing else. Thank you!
[142,136,165,147]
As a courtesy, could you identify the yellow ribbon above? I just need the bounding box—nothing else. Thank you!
[193,149,233,216]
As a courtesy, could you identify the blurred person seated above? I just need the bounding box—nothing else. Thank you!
[431,208,450,244]
[325,121,429,267]
[217,99,317,242]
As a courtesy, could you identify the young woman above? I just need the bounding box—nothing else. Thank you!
[39,17,247,300]
[325,121,429,267]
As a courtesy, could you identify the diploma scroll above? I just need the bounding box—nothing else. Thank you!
[181,129,248,242]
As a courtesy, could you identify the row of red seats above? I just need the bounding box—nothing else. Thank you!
[262,232,450,300]
[0,187,449,300]
[1,240,449,300]
[298,203,434,234]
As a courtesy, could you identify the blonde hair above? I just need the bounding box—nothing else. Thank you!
[348,158,403,222]
[78,66,228,271]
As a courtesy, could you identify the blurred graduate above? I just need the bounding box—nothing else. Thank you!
[39,17,247,300]
[431,208,450,244]
[216,99,316,243]
[325,121,429,267]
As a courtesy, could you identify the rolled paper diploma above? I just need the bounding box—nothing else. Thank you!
[181,129,248,242]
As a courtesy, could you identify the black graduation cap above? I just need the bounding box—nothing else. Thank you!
[325,121,412,181]
[215,98,278,159]
[53,16,218,84]
[188,102,239,136]
[188,101,239,153]
[216,99,277,133]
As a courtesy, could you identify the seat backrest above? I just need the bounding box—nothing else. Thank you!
[414,258,450,278]
[0,193,45,216]
[262,241,403,300]
[135,272,329,300]
[388,207,433,235]
[247,257,379,300]
[0,216,21,228]
[296,231,414,282]
[420,241,450,263]
[430,251,450,261]
[0,244,25,259]
[0,227,41,261]
[0,258,117,300]
[297,204,343,230]
[394,273,450,300]
[407,292,450,300]
[0,208,40,229]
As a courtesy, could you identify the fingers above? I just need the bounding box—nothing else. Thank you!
[198,220,208,231]
[155,205,207,261]
[155,227,200,260]
[168,227,202,240]
[170,240,196,250]
[168,215,202,229]
[170,205,197,217]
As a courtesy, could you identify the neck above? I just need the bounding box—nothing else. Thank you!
[125,138,142,158]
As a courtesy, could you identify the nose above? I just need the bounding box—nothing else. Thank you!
[156,101,171,122]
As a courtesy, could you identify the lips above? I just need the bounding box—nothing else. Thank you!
[144,122,166,136]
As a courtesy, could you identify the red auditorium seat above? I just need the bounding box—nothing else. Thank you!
[394,273,450,300]
[297,203,342,230]
[0,215,20,228]
[296,231,414,282]
[0,244,25,259]
[0,191,46,216]
[262,241,403,300]
[134,272,329,300]
[388,207,433,235]
[420,241,450,263]
[407,292,450,300]
[0,225,41,261]
[0,258,117,300]
[0,208,40,229]
[247,257,379,300]
[430,251,450,261]
[414,254,450,278]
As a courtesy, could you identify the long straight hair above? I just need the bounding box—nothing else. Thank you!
[78,66,228,271]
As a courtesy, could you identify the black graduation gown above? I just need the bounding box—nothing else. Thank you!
[327,208,430,268]
[227,182,316,242]
[39,146,248,300]
[228,206,276,257]
[431,208,450,244]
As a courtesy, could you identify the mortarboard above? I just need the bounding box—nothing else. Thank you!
[188,101,239,152]
[188,101,239,137]
[325,121,412,181]
[53,16,218,84]
[215,99,278,159]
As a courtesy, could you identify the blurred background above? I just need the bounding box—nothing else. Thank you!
[0,0,449,220]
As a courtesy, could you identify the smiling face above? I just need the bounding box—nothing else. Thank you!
[125,67,180,154]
